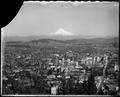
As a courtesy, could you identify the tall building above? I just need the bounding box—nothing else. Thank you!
[62,58,65,65]
[55,56,59,66]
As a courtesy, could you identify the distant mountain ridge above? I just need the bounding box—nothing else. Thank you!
[4,36,118,46]
[4,35,118,42]
[31,37,118,44]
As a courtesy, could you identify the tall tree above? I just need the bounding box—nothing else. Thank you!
[87,68,97,95]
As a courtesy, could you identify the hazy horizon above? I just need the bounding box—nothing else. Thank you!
[2,1,119,38]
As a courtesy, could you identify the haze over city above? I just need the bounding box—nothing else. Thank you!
[3,2,119,39]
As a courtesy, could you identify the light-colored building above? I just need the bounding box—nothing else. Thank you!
[51,86,58,95]
[81,57,93,66]
[114,64,119,71]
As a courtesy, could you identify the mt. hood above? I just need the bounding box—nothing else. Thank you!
[49,28,77,36]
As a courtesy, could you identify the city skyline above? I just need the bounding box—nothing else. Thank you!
[2,1,119,96]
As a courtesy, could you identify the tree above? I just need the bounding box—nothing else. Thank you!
[87,68,97,95]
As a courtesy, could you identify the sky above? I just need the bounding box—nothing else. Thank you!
[2,1,119,37]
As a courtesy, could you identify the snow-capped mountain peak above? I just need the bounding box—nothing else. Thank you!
[49,28,76,36]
